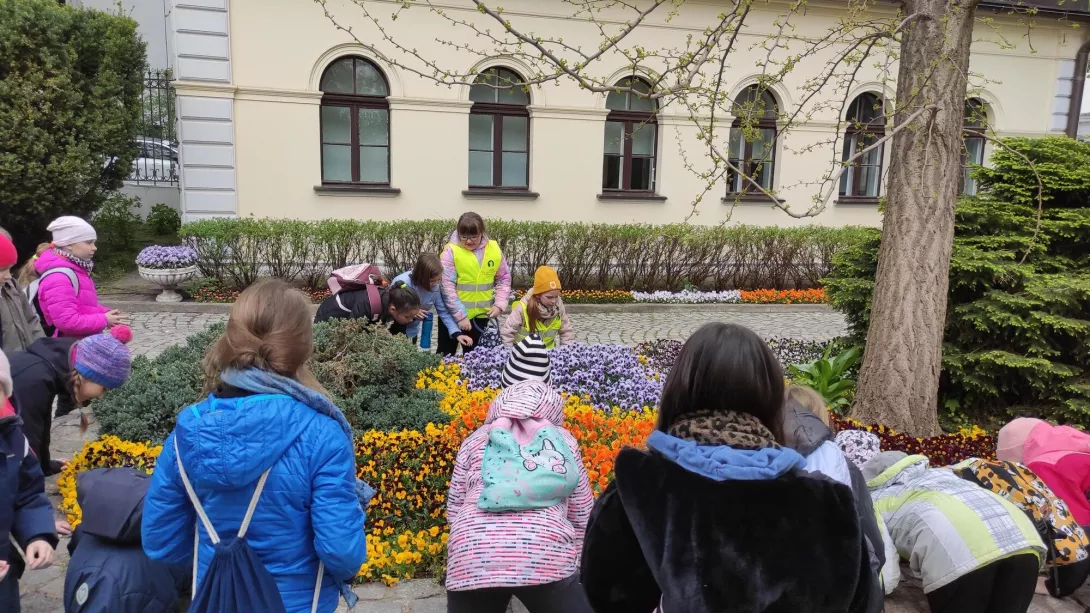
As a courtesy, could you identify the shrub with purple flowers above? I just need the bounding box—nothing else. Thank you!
[453,343,663,410]
[136,245,199,270]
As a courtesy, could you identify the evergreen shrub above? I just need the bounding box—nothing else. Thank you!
[825,137,1090,427]
[93,319,448,443]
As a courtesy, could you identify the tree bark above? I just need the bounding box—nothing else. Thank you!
[850,0,978,436]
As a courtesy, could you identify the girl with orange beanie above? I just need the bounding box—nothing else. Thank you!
[501,266,574,349]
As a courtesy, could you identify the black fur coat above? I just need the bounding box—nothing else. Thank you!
[581,447,871,613]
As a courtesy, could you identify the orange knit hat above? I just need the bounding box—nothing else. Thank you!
[532,266,562,295]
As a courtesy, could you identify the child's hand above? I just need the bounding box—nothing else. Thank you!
[0,560,8,581]
[414,309,428,320]
[457,318,471,332]
[55,520,73,537]
[457,335,474,347]
[25,540,54,570]
[486,306,502,319]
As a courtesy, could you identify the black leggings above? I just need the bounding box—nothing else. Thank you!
[926,554,1039,613]
[437,316,488,357]
[447,574,593,613]
[0,574,20,613]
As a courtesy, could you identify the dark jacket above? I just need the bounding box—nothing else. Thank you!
[8,337,77,476]
[581,443,870,613]
[0,280,44,354]
[0,410,57,580]
[64,468,189,613]
[314,287,407,335]
[782,401,886,612]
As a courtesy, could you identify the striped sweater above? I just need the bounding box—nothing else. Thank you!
[445,380,594,590]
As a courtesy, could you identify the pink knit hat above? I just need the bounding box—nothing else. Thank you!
[997,417,1047,462]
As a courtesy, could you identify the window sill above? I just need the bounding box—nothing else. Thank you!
[722,193,786,204]
[462,188,540,200]
[834,196,880,206]
[314,184,402,197]
[597,191,667,202]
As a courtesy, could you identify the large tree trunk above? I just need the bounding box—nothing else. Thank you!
[850,0,978,436]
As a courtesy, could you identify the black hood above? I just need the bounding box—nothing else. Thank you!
[76,468,151,545]
[780,398,834,457]
[22,337,76,384]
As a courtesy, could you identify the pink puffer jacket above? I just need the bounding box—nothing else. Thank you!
[33,249,109,337]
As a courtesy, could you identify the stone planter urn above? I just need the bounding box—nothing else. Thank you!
[138,265,199,303]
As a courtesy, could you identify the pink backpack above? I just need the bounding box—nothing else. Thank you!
[1025,424,1090,465]
[327,264,384,321]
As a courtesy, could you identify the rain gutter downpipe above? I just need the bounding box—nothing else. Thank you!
[1064,39,1090,138]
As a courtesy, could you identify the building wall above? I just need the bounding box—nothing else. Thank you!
[78,0,172,70]
[176,0,1089,225]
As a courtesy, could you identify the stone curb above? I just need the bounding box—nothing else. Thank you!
[100,299,835,315]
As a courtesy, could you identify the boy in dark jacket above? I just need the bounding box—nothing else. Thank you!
[65,468,190,613]
[0,350,59,612]
[314,280,421,336]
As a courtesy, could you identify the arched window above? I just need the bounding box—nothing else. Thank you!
[839,92,885,201]
[468,67,530,189]
[962,98,987,195]
[603,77,658,194]
[319,57,391,185]
[727,85,779,195]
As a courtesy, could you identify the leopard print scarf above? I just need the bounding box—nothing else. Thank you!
[54,248,94,273]
[668,410,780,450]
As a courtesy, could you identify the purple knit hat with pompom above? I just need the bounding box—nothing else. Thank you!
[71,326,134,389]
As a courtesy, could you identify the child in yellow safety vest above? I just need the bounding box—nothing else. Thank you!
[439,212,512,356]
[501,266,574,349]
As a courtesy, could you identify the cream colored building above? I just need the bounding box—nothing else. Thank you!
[168,0,1090,227]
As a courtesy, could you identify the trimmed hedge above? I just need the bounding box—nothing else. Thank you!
[180,218,869,292]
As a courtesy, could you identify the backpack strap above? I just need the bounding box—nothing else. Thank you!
[365,284,382,322]
[173,437,327,612]
[31,268,80,299]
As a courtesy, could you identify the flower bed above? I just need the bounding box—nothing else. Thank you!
[136,245,198,270]
[190,280,331,304]
[60,345,998,587]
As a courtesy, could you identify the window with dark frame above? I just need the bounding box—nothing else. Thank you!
[727,85,779,196]
[962,98,987,196]
[838,92,886,201]
[319,57,391,185]
[602,77,659,194]
[468,67,531,189]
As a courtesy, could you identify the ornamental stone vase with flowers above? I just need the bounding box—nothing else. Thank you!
[136,245,199,302]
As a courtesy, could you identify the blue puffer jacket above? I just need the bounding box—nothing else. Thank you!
[141,387,368,613]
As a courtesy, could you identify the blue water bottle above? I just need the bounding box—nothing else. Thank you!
[419,312,434,350]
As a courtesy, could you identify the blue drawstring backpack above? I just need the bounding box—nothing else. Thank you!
[175,438,325,613]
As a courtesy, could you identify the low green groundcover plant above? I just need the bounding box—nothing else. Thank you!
[93,319,447,443]
[825,137,1090,428]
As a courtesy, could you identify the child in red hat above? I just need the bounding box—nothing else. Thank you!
[0,230,45,353]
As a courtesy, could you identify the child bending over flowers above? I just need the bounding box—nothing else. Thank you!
[445,334,594,613]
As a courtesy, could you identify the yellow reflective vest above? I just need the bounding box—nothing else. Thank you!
[515,302,563,349]
[449,239,502,319]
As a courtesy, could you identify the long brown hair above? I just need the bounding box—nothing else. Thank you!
[201,278,326,396]
[526,293,542,333]
[17,243,51,287]
[410,253,443,289]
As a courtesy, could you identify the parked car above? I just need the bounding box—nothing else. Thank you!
[131,137,179,183]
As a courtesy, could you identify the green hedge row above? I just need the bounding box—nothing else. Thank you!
[180,218,870,291]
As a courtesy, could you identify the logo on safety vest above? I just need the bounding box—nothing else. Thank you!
[488,260,495,267]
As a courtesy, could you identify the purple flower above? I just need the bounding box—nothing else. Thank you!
[137,245,198,269]
[453,343,664,410]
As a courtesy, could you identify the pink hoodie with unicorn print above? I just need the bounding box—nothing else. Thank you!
[445,380,593,591]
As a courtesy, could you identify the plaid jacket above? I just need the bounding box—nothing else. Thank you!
[867,453,1046,593]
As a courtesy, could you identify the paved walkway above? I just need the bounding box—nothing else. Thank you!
[17,305,1090,612]
[124,306,849,359]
